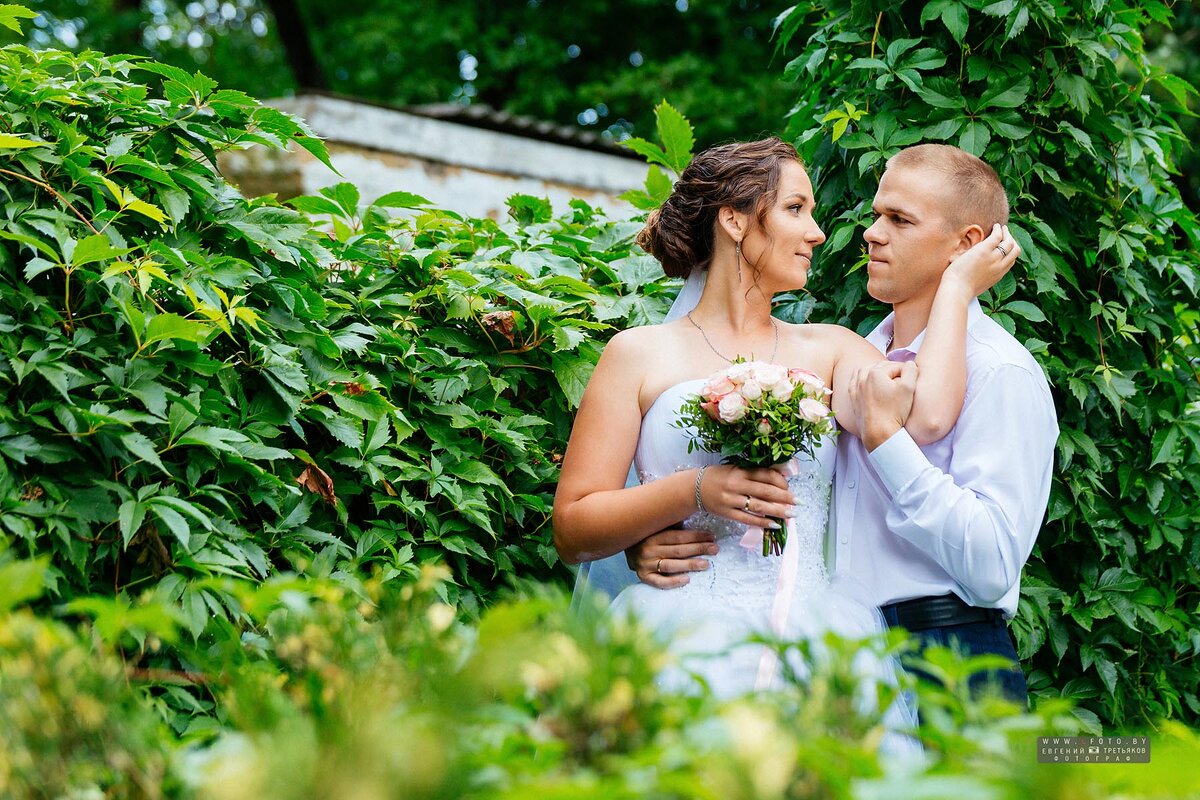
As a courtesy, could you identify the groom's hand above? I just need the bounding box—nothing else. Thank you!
[626,528,719,589]
[850,360,918,451]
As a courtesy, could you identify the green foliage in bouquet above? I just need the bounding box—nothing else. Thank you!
[775,0,1200,728]
[0,39,674,628]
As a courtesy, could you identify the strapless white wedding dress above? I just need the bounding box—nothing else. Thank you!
[610,380,912,721]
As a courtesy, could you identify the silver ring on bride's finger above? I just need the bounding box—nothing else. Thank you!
[743,495,752,513]
[994,244,1008,256]
[655,558,664,574]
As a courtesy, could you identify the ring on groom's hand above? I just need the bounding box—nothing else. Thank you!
[655,558,664,574]
[994,244,1008,256]
[743,495,752,513]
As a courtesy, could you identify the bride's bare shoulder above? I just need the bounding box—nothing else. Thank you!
[603,320,690,361]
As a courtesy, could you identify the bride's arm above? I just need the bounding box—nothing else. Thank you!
[830,225,1019,445]
[553,330,679,564]
[553,329,794,564]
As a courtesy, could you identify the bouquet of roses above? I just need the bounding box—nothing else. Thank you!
[677,359,836,556]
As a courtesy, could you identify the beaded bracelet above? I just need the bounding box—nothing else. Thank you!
[694,465,709,512]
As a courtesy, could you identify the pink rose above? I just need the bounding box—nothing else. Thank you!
[704,375,735,399]
[797,397,829,424]
[700,399,721,421]
[790,368,830,396]
[718,392,749,423]
[756,418,772,435]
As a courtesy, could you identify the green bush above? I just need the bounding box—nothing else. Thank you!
[775,0,1200,729]
[0,562,180,799]
[6,555,1200,799]
[3,9,1198,788]
[0,42,672,625]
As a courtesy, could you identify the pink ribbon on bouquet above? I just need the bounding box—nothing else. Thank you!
[747,461,804,691]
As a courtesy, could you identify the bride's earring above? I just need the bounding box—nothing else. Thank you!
[736,241,743,284]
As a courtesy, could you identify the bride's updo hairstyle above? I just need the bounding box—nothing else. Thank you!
[636,137,802,278]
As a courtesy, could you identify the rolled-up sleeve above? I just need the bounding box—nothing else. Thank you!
[866,364,1057,606]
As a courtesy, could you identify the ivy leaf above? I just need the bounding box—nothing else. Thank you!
[331,182,361,218]
[289,195,345,217]
[644,165,673,206]
[0,4,38,35]
[1057,73,1095,116]
[177,426,249,454]
[978,78,1029,110]
[71,234,134,268]
[0,558,46,612]
[149,503,191,548]
[550,352,595,409]
[1003,300,1047,323]
[1095,658,1118,694]
[332,390,394,422]
[121,432,168,473]
[144,313,211,347]
[0,133,42,149]
[957,120,990,155]
[1150,424,1181,467]
[118,500,147,548]
[506,194,553,225]
[371,190,432,209]
[940,2,969,44]
[619,137,671,171]
[654,100,695,174]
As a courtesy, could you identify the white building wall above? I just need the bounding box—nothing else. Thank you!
[220,94,647,219]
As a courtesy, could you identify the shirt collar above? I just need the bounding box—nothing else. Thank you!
[867,299,985,358]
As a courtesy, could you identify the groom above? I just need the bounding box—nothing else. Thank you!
[619,143,1058,703]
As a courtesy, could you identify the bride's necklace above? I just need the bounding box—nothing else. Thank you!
[687,311,780,363]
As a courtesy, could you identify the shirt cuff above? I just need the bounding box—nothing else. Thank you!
[866,428,930,497]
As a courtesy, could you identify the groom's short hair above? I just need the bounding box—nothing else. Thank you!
[887,144,1009,231]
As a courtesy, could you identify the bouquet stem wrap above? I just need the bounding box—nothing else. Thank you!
[754,464,803,690]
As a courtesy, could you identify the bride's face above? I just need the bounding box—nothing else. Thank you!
[742,160,826,292]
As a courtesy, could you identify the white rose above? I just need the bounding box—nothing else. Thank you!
[752,363,787,386]
[718,392,749,423]
[740,378,763,401]
[769,378,795,401]
[726,362,754,384]
[797,397,829,424]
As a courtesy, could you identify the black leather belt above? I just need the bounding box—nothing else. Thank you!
[881,594,1003,631]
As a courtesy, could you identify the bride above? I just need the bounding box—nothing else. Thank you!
[552,137,1015,698]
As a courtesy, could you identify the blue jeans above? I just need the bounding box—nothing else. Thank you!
[880,608,1029,707]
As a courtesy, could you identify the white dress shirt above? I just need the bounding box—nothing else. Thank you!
[830,300,1058,617]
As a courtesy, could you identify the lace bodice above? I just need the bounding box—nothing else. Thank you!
[635,379,835,610]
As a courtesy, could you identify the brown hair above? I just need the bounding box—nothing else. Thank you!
[636,137,803,278]
[887,144,1010,230]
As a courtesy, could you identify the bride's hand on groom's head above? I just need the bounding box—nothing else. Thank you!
[944,223,1021,297]
[627,527,719,589]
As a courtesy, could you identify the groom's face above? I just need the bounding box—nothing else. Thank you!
[863,165,962,309]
